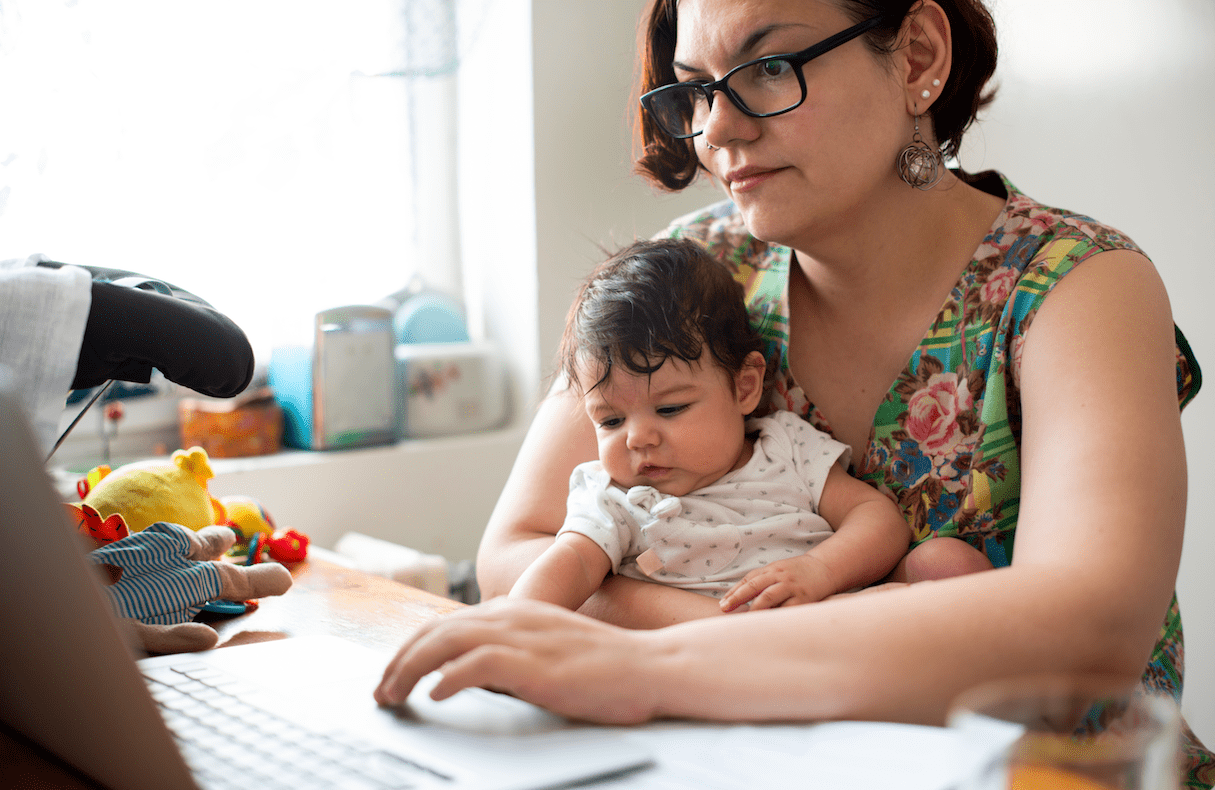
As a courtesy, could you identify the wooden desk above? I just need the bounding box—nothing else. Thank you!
[202,554,464,652]
[1,557,464,789]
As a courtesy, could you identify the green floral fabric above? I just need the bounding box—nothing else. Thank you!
[662,171,1210,787]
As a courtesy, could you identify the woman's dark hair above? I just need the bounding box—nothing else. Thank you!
[559,238,764,395]
[635,0,998,191]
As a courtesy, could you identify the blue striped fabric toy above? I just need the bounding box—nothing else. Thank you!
[87,522,291,654]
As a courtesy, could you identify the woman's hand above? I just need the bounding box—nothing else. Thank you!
[375,598,661,724]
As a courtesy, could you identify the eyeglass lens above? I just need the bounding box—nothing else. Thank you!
[650,59,803,138]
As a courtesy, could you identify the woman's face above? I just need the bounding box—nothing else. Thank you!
[674,0,909,248]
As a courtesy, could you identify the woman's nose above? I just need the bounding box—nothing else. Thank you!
[701,91,759,150]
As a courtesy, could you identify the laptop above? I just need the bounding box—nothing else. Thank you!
[0,379,652,790]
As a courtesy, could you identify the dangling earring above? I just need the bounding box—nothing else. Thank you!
[896,112,944,190]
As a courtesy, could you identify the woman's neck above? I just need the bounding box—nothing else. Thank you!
[788,172,1005,314]
[779,173,1006,455]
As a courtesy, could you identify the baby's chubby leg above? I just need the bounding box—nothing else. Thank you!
[887,537,993,584]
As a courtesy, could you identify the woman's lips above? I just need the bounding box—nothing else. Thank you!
[727,166,785,193]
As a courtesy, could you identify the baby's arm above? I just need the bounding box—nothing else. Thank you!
[720,464,909,612]
[510,531,614,611]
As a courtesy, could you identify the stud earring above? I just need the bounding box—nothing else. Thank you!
[933,79,941,87]
[896,112,944,190]
[921,89,931,99]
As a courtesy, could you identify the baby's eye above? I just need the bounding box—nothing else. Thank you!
[598,416,623,429]
[657,404,689,417]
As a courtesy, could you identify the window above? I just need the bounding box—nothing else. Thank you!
[0,0,478,357]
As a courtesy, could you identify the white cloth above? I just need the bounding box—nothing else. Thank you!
[559,411,850,597]
[0,254,91,456]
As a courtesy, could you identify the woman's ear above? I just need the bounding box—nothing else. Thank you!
[735,351,766,413]
[898,0,952,117]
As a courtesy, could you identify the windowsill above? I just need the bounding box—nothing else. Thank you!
[203,425,521,474]
[52,412,529,563]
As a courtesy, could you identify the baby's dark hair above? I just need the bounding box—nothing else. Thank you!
[559,238,764,394]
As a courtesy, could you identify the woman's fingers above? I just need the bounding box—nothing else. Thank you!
[375,598,659,724]
[426,641,561,704]
[375,600,522,705]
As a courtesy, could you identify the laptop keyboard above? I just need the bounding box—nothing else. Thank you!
[142,663,452,789]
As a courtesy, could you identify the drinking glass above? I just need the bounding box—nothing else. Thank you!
[947,675,1182,790]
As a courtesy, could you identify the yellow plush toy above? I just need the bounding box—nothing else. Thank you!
[220,495,275,540]
[65,446,297,654]
[73,446,226,534]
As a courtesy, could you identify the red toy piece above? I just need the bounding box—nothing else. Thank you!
[266,529,309,563]
[66,502,130,546]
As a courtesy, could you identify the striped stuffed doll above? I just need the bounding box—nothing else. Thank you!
[82,520,291,654]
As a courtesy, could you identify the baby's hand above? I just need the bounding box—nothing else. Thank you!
[719,555,835,613]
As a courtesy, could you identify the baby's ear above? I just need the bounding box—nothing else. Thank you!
[735,351,766,413]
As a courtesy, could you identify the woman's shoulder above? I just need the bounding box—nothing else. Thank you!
[968,174,1200,408]
[983,172,1145,277]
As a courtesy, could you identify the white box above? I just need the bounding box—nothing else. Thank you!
[394,341,507,438]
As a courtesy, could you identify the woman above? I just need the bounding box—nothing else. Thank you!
[377,0,1211,784]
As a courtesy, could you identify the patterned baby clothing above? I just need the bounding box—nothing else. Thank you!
[559,411,848,597]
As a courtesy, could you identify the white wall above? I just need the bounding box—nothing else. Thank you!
[530,0,720,374]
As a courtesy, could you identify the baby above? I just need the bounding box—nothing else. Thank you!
[510,238,917,613]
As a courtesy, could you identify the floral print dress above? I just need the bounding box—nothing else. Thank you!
[662,171,1211,787]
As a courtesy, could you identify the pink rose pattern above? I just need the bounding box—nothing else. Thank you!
[665,172,1208,786]
[905,372,974,456]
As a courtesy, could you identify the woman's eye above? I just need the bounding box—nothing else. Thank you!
[756,59,791,79]
[657,404,689,417]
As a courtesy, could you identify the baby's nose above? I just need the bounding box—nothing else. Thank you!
[626,421,660,450]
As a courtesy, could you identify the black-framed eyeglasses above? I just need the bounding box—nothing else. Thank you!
[640,15,885,140]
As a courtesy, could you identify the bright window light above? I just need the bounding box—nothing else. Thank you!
[0,0,466,356]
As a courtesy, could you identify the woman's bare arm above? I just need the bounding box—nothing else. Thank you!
[384,250,1187,725]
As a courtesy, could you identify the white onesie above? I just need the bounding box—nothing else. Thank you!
[558,410,851,597]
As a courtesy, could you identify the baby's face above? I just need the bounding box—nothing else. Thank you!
[580,352,753,496]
